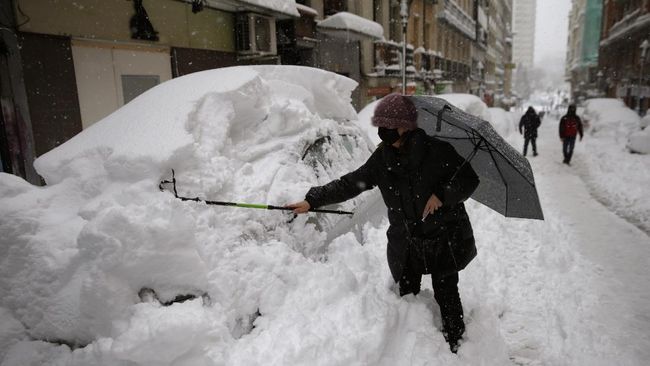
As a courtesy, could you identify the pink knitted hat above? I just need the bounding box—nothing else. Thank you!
[371,93,418,130]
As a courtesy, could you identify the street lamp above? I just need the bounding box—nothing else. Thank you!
[638,40,649,113]
[400,0,409,94]
[477,61,484,97]
[639,39,649,115]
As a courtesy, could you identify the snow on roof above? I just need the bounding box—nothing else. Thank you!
[217,0,300,18]
[295,3,318,16]
[601,13,650,46]
[317,12,384,40]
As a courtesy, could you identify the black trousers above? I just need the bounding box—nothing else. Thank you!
[523,137,537,156]
[399,267,465,343]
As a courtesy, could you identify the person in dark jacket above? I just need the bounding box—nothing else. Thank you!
[287,94,479,353]
[519,106,541,157]
[558,104,584,165]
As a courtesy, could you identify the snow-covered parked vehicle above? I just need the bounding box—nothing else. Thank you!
[628,114,650,154]
[578,97,649,154]
[581,98,640,139]
[0,66,384,364]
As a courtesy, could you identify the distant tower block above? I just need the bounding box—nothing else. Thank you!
[513,0,537,69]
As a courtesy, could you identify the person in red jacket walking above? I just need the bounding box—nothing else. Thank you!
[558,105,584,165]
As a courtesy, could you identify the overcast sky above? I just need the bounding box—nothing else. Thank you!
[534,0,572,68]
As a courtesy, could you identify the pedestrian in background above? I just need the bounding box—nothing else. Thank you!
[558,105,584,165]
[519,107,541,157]
[287,94,479,353]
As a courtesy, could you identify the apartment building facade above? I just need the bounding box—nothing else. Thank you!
[1,0,313,183]
[565,0,603,101]
[362,0,475,103]
[484,0,514,106]
[512,0,535,69]
[599,0,650,114]
[1,0,516,184]
[512,0,535,97]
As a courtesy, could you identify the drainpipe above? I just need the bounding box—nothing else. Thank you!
[400,0,408,94]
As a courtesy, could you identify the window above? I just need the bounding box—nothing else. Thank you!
[254,16,272,52]
[121,75,160,104]
[324,0,346,16]
[302,134,360,177]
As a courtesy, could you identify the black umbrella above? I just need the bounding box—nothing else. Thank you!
[408,96,544,220]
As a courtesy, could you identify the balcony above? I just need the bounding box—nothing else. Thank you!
[437,0,476,40]
[373,40,415,77]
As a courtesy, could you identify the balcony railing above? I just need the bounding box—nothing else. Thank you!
[373,40,416,77]
[373,41,470,83]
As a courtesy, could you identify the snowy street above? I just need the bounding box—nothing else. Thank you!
[2,0,650,364]
[473,114,650,365]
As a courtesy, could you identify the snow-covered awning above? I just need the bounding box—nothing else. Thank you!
[295,3,318,17]
[317,12,384,41]
[206,0,300,19]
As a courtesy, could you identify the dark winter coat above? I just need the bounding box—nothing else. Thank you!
[305,129,479,282]
[519,110,541,139]
[559,113,583,139]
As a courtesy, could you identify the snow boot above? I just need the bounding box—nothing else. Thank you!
[441,316,465,353]
[433,274,465,353]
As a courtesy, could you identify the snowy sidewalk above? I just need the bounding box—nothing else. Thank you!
[510,116,650,364]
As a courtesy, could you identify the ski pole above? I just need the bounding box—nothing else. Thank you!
[159,170,353,216]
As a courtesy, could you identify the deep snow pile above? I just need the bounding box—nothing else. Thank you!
[581,98,639,140]
[641,114,650,130]
[354,99,380,146]
[0,66,391,365]
[433,95,520,138]
[628,113,650,154]
[3,68,646,365]
[574,98,650,233]
[435,94,492,121]
[628,128,650,154]
[486,108,519,138]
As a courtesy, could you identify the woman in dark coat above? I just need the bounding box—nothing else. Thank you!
[287,94,479,353]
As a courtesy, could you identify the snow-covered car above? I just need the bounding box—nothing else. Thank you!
[627,128,650,154]
[627,113,650,154]
[641,114,650,130]
[434,93,492,121]
[0,66,383,363]
[581,98,640,139]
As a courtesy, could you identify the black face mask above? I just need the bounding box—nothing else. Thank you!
[378,127,401,145]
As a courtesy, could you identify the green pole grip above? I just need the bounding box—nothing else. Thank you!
[236,203,269,209]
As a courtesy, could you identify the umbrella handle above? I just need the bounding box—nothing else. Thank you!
[436,105,452,132]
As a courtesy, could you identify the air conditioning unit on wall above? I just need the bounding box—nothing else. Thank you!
[236,13,277,56]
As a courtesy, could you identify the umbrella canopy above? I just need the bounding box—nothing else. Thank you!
[408,96,544,220]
